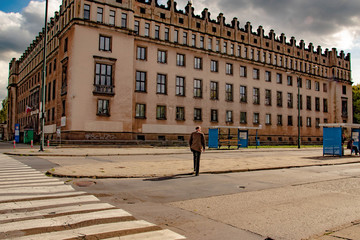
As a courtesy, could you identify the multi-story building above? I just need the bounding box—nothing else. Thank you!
[7,0,352,145]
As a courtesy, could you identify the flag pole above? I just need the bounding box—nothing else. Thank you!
[40,0,48,151]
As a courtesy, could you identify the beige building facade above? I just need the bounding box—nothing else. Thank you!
[7,0,353,145]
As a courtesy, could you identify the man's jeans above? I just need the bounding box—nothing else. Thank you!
[192,150,201,175]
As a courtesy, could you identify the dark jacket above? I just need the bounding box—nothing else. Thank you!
[189,131,206,152]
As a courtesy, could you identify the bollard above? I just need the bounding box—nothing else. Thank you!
[31,140,33,148]
[13,140,16,149]
[47,140,50,147]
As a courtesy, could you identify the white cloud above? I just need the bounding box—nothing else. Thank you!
[0,0,61,104]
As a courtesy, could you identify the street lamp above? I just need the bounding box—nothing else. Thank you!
[40,0,49,151]
[287,72,301,149]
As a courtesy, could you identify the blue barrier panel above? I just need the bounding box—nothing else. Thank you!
[208,128,219,148]
[323,127,342,156]
[238,130,248,148]
[352,129,360,152]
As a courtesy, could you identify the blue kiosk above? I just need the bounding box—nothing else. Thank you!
[320,123,360,156]
[208,126,262,149]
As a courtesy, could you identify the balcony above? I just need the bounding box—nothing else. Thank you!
[93,84,115,95]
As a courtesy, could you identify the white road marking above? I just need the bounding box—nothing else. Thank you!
[104,229,187,240]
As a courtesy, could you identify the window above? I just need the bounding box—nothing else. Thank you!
[306,79,311,89]
[156,105,166,120]
[176,107,185,121]
[191,34,196,47]
[193,79,202,98]
[48,82,51,101]
[52,80,56,100]
[323,99,328,112]
[183,32,188,45]
[223,42,227,54]
[225,84,233,101]
[298,94,303,110]
[194,57,202,69]
[121,13,127,28]
[64,37,68,52]
[97,99,109,116]
[240,112,247,123]
[240,85,247,103]
[97,7,103,23]
[265,71,271,82]
[342,85,347,95]
[306,117,312,127]
[287,93,293,108]
[287,76,293,86]
[323,83,328,92]
[109,10,115,25]
[211,60,218,72]
[176,76,185,96]
[265,89,271,106]
[177,54,185,66]
[174,30,178,43]
[164,27,169,41]
[253,88,260,104]
[226,63,233,75]
[84,4,90,20]
[155,25,160,39]
[157,50,166,63]
[230,44,234,55]
[226,110,233,122]
[276,73,282,84]
[157,74,167,94]
[277,115,283,126]
[137,46,146,60]
[210,81,218,100]
[315,97,320,111]
[297,78,303,88]
[316,118,320,128]
[237,45,241,57]
[253,113,260,124]
[211,109,218,122]
[277,91,282,107]
[240,66,247,77]
[208,38,212,50]
[315,81,320,91]
[265,114,271,125]
[306,96,312,110]
[135,103,146,118]
[95,63,113,94]
[200,36,204,48]
[253,68,259,80]
[194,108,202,121]
[134,21,139,35]
[288,116,293,126]
[99,35,111,51]
[53,58,57,71]
[342,99,348,117]
[144,23,150,37]
[135,71,146,92]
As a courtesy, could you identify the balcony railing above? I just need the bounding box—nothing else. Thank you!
[93,84,115,95]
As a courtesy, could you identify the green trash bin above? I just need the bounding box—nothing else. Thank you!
[24,129,34,144]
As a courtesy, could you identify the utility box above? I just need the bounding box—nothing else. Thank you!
[24,129,34,144]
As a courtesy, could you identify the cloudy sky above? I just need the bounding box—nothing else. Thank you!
[0,0,359,105]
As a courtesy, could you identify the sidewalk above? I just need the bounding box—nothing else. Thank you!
[5,146,360,240]
[5,146,360,179]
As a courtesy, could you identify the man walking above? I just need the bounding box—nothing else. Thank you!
[189,126,206,176]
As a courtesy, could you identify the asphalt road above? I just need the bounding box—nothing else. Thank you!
[3,146,360,240]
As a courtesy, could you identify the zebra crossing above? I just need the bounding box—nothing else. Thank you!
[0,155,186,240]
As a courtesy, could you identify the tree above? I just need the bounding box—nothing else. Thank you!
[0,98,8,124]
[353,85,360,124]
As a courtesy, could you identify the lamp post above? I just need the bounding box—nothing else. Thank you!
[40,0,48,151]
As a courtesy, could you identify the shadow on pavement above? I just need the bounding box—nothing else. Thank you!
[143,173,194,181]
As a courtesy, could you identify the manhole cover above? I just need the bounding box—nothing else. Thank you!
[73,181,96,187]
